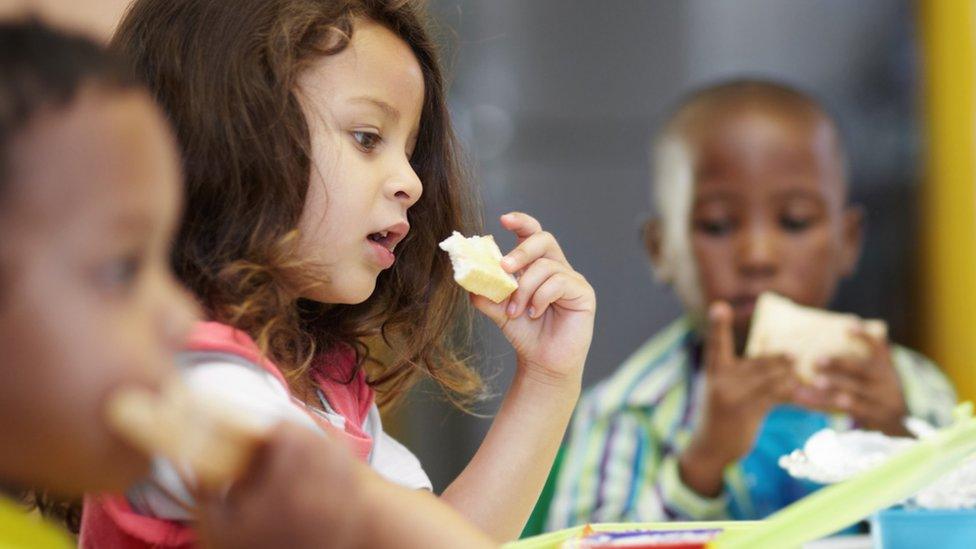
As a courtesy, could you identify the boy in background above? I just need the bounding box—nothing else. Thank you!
[545,79,955,528]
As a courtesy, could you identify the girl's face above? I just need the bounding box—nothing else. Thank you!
[0,89,195,495]
[295,19,425,304]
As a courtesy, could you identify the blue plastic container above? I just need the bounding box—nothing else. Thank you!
[871,507,976,549]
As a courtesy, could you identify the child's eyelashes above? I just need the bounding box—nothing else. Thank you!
[780,215,816,233]
[351,130,382,153]
[93,254,143,295]
[695,218,736,237]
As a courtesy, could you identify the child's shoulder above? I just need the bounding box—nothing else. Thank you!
[580,317,697,420]
[183,320,290,386]
[890,343,952,386]
[890,343,958,426]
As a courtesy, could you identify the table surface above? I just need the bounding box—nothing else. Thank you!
[805,535,873,549]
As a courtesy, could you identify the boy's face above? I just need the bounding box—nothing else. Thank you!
[0,89,196,495]
[683,105,862,348]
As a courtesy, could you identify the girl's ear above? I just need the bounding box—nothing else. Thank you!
[642,217,669,280]
[839,204,865,277]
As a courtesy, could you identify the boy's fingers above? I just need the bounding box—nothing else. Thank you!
[811,370,863,397]
[793,385,832,409]
[704,301,735,373]
[500,211,543,240]
[753,360,800,401]
[816,356,869,382]
[501,230,567,273]
[747,354,793,373]
[850,329,891,369]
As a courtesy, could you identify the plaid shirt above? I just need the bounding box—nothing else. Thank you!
[546,317,957,529]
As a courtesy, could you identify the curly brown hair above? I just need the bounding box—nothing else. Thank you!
[112,0,483,408]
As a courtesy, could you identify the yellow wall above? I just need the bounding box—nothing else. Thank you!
[919,0,976,401]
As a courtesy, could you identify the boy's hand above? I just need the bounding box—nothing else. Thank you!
[471,212,595,389]
[196,423,365,549]
[794,329,909,436]
[679,302,799,497]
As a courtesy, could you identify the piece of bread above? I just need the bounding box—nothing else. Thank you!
[105,380,269,488]
[439,231,518,303]
[745,292,887,382]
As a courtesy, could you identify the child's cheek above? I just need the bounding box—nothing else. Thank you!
[691,235,738,301]
[779,228,845,308]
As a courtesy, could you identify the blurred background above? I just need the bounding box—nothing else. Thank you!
[393,0,942,491]
[14,0,974,493]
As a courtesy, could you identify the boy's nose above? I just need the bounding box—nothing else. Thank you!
[738,226,778,278]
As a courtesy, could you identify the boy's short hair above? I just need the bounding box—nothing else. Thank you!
[0,18,137,199]
[648,78,847,311]
[658,78,848,177]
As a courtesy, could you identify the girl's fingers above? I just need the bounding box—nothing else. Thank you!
[470,293,511,328]
[501,230,567,273]
[505,258,564,318]
[499,211,543,240]
[526,271,591,319]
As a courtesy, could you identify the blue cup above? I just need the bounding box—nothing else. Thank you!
[871,507,976,549]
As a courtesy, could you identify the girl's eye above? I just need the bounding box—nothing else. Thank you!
[95,255,142,294]
[695,218,735,237]
[352,131,382,152]
[780,215,815,233]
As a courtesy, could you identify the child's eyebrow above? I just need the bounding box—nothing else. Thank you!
[693,190,740,204]
[349,95,400,122]
[773,188,830,202]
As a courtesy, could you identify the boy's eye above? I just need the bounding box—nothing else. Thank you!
[780,215,815,233]
[352,131,382,152]
[695,218,735,237]
[94,255,142,293]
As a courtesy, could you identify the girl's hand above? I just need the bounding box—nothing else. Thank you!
[680,302,799,496]
[471,212,595,388]
[794,329,909,436]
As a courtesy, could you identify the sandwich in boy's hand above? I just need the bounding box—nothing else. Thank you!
[105,379,270,489]
[746,292,887,382]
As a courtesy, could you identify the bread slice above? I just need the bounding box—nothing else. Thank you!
[439,231,518,303]
[105,380,269,488]
[745,292,887,382]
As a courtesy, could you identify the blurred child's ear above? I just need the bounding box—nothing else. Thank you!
[839,204,865,276]
[642,217,666,271]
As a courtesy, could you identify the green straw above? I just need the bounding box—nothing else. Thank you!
[710,403,976,549]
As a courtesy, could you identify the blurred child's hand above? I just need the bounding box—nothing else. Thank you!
[679,302,799,497]
[471,212,596,389]
[196,423,365,549]
[795,329,909,436]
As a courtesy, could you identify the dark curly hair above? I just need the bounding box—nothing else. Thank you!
[112,0,484,408]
